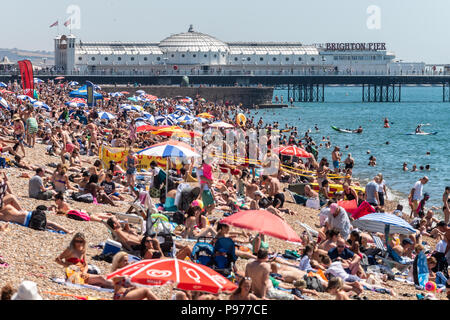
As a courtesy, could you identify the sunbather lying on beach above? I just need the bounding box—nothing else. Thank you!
[0,203,71,233]
[49,192,114,222]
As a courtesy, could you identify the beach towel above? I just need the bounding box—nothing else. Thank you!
[413,251,429,287]
[351,201,376,219]
[338,199,359,215]
[51,277,114,293]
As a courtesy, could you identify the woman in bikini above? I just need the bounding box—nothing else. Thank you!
[181,205,217,239]
[140,235,164,260]
[52,166,75,193]
[55,233,113,288]
[12,115,26,157]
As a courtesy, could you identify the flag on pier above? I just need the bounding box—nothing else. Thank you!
[64,19,71,27]
[49,21,58,28]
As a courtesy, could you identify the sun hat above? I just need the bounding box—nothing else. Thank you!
[330,203,338,214]
[11,281,42,300]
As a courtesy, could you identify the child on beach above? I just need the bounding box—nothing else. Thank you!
[327,277,350,300]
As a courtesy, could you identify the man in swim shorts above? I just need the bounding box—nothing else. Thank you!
[332,146,341,173]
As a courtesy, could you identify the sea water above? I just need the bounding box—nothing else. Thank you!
[248,86,449,217]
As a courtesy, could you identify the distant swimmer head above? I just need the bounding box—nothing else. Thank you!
[386,141,389,145]
[367,150,371,154]
[426,151,431,155]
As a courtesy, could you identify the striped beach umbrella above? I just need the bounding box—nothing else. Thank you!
[109,92,123,98]
[68,81,79,86]
[34,78,44,84]
[98,112,116,120]
[33,101,51,111]
[175,105,191,114]
[136,90,146,95]
[194,117,210,123]
[0,82,7,88]
[138,140,199,158]
[352,212,416,235]
[138,140,199,195]
[0,97,10,110]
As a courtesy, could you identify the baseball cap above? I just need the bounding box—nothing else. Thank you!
[402,238,413,245]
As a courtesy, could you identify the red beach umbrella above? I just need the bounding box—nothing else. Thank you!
[220,210,302,242]
[273,145,311,158]
[55,76,65,80]
[106,259,237,294]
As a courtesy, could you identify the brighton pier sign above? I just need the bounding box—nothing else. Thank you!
[325,43,386,51]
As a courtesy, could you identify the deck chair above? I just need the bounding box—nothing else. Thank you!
[213,237,237,277]
[371,234,413,270]
[191,238,215,266]
[102,221,140,255]
[114,213,144,234]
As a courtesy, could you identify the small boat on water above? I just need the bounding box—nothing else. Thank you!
[405,132,438,136]
[331,126,361,134]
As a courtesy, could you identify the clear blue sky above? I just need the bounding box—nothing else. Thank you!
[1,0,449,63]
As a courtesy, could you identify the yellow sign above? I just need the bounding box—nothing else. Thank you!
[99,146,183,171]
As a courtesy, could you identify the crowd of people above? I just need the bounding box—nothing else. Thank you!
[0,78,449,301]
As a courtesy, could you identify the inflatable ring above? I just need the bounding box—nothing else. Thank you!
[236,113,246,127]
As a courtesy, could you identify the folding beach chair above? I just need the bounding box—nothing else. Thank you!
[371,234,413,271]
[114,213,145,234]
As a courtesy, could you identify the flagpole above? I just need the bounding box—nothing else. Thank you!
[57,20,60,35]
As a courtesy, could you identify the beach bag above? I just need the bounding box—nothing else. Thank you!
[149,187,160,199]
[305,198,320,210]
[147,218,174,256]
[67,210,91,222]
[71,192,94,203]
[258,197,271,209]
[28,209,47,231]
[65,266,85,285]
[304,275,325,292]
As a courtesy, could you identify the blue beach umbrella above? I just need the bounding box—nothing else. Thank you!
[175,105,191,114]
[98,112,116,120]
[0,97,10,110]
[34,78,44,84]
[177,114,195,123]
[65,102,86,108]
[33,101,51,111]
[68,81,79,86]
[109,92,123,98]
[0,82,7,88]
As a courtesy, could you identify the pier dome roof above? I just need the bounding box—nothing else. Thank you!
[158,25,229,53]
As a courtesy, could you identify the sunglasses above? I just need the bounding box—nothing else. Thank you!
[337,245,345,248]
[74,239,84,244]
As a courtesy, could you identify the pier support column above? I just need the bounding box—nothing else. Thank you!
[362,83,401,102]
[443,82,450,102]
